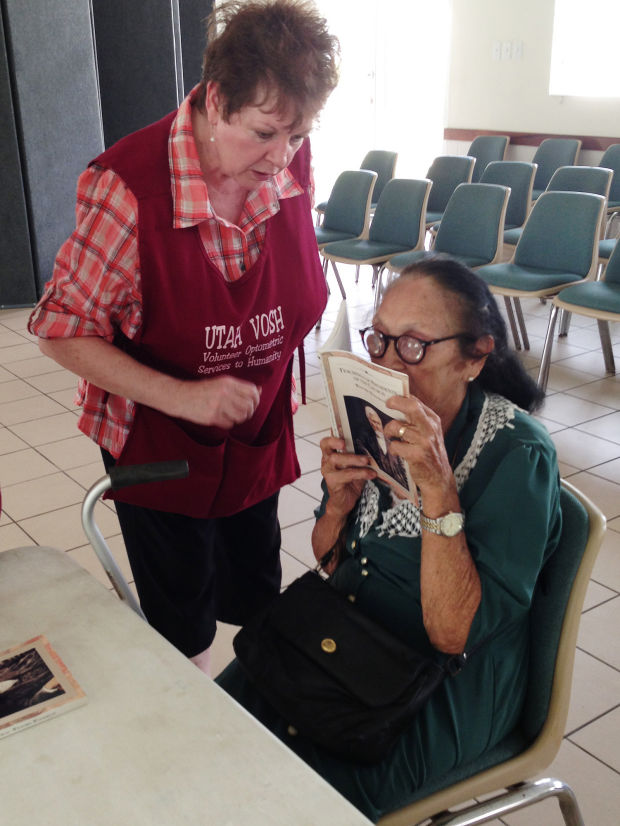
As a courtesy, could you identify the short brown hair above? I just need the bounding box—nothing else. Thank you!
[195,0,339,125]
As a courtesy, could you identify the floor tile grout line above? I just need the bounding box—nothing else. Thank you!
[575,645,620,675]
[565,702,620,739]
[588,577,620,597]
[564,737,620,777]
[580,591,620,615]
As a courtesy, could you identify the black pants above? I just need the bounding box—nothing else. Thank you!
[102,451,282,657]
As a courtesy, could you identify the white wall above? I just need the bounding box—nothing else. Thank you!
[446,0,620,142]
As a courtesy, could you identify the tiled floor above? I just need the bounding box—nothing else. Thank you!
[1,267,619,824]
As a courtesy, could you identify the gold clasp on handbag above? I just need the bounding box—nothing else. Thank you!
[321,638,337,653]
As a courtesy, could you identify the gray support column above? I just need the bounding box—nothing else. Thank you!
[2,0,104,296]
[91,0,211,149]
[0,6,36,307]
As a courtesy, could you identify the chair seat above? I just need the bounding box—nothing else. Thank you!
[478,263,584,292]
[425,210,444,225]
[503,227,523,245]
[556,281,620,314]
[323,239,412,263]
[608,200,620,210]
[315,227,358,247]
[388,249,430,271]
[389,250,492,273]
[531,188,544,201]
[315,200,327,213]
[600,238,617,259]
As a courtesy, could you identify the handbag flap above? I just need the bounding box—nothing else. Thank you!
[266,573,444,706]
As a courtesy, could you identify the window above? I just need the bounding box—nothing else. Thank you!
[549,0,620,97]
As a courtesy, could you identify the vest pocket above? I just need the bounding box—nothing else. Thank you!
[110,404,298,518]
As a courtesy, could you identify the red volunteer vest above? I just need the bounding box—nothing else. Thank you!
[92,111,327,517]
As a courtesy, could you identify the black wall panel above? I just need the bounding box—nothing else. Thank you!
[181,0,212,95]
[0,0,210,306]
[3,0,104,296]
[92,0,212,149]
[0,7,36,307]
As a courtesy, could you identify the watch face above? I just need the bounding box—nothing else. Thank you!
[441,512,464,537]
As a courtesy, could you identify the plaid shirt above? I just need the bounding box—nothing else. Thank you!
[29,87,305,457]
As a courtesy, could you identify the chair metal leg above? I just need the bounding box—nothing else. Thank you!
[513,297,529,350]
[355,265,360,284]
[597,319,616,374]
[428,778,585,826]
[558,309,572,337]
[503,297,522,351]
[371,265,380,289]
[330,260,347,300]
[538,304,560,391]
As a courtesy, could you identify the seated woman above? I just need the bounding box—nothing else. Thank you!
[217,256,562,822]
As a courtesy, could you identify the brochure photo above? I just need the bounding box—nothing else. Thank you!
[0,635,86,740]
[319,349,415,500]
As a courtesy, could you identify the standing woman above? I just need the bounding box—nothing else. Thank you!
[28,1,339,673]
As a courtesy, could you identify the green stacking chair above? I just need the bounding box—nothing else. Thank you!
[480,161,537,252]
[477,190,605,352]
[378,183,509,313]
[314,169,377,299]
[385,182,509,270]
[538,235,620,389]
[424,154,475,228]
[378,479,605,826]
[467,135,509,183]
[504,165,613,253]
[321,177,431,292]
[530,138,582,200]
[314,150,397,222]
[599,143,620,234]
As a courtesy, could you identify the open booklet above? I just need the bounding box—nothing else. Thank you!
[0,635,87,740]
[318,303,415,500]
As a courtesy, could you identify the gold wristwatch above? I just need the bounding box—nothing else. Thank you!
[420,510,465,537]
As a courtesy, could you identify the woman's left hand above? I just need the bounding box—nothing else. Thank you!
[384,394,455,506]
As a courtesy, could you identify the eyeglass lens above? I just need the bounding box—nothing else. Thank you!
[362,329,425,364]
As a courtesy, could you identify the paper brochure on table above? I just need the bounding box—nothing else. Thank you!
[0,635,87,740]
[319,349,415,500]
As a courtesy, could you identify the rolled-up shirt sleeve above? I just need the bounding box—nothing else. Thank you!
[28,165,142,343]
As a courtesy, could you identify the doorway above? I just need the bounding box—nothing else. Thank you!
[311,0,452,203]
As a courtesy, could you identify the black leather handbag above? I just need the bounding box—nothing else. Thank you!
[233,570,472,765]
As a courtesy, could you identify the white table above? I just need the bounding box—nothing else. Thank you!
[0,546,372,825]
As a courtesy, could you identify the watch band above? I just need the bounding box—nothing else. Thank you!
[420,510,465,537]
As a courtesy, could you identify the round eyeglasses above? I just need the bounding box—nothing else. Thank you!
[359,326,475,365]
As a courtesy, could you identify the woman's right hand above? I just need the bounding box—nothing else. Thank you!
[319,435,376,519]
[172,376,262,429]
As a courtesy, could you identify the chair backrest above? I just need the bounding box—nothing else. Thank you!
[514,190,604,277]
[520,480,605,758]
[368,178,432,249]
[425,155,475,212]
[434,182,510,265]
[546,165,613,200]
[480,161,537,229]
[360,150,398,206]
[322,169,377,237]
[603,237,620,285]
[599,143,620,203]
[467,135,509,183]
[531,138,582,192]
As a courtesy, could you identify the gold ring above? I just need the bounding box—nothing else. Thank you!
[397,424,407,439]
